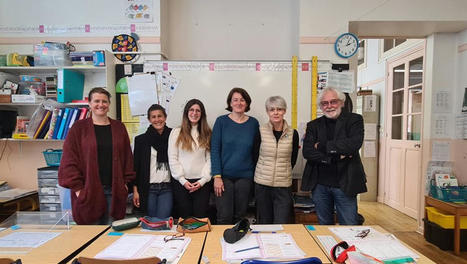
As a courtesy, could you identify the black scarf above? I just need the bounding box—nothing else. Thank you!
[146,125,171,169]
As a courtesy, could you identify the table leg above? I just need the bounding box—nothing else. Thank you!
[454,213,460,255]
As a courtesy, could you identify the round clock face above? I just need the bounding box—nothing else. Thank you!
[335,33,359,58]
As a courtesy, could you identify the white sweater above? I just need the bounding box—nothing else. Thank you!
[168,126,212,186]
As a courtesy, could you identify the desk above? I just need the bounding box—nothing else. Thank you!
[76,227,206,263]
[0,191,39,221]
[425,195,467,255]
[306,225,435,264]
[1,225,109,264]
[203,224,331,263]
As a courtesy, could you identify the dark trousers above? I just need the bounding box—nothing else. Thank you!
[215,177,252,224]
[172,179,211,218]
[255,183,293,224]
[94,185,113,225]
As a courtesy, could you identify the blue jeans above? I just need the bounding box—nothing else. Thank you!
[312,184,358,225]
[147,183,173,218]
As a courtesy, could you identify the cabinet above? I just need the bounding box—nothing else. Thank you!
[0,50,116,141]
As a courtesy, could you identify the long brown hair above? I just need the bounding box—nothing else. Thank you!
[176,99,211,151]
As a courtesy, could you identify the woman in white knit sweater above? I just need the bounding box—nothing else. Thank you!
[168,99,212,218]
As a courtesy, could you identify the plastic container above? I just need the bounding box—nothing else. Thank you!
[424,218,467,251]
[426,206,467,229]
[430,185,467,203]
[42,149,63,166]
[34,43,72,66]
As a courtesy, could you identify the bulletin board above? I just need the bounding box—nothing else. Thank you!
[0,0,159,37]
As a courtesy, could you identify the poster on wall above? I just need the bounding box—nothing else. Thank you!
[125,0,153,22]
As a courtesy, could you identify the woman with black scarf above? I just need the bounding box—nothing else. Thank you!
[132,104,173,217]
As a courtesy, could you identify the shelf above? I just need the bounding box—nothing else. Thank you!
[0,66,106,74]
[0,138,64,142]
[0,102,88,106]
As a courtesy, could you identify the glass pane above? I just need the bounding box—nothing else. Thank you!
[392,90,404,115]
[407,114,421,140]
[384,39,394,52]
[393,64,405,90]
[392,116,402,140]
[408,86,422,113]
[409,57,423,86]
[395,39,407,46]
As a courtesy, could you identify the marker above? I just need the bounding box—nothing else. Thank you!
[234,246,260,253]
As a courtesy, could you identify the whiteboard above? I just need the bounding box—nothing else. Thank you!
[0,0,159,36]
[142,61,327,129]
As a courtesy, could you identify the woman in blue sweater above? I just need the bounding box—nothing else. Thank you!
[211,87,259,224]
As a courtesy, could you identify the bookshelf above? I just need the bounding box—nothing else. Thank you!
[0,50,116,141]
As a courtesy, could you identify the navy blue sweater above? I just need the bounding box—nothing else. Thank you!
[210,114,259,179]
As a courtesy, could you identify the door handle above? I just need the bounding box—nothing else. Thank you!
[414,144,421,148]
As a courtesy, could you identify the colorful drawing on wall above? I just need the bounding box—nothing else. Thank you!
[125,0,153,22]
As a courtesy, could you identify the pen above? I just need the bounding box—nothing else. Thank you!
[234,246,260,253]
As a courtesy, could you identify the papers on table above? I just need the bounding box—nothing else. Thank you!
[0,231,61,248]
[250,224,283,232]
[95,234,190,263]
[222,233,305,261]
[328,226,419,260]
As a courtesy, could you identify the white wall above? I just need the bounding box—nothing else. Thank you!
[164,0,299,60]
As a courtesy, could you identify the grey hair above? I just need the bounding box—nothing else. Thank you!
[318,87,346,105]
[265,96,287,111]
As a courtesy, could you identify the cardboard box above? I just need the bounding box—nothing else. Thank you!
[0,94,10,103]
[11,94,45,103]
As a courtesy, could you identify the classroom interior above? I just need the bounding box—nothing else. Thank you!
[0,0,466,263]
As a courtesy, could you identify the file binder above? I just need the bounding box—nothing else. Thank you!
[57,69,84,103]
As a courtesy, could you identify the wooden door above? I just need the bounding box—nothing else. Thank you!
[384,46,424,218]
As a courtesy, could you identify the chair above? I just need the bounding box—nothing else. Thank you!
[241,257,322,264]
[74,256,161,264]
[0,258,20,264]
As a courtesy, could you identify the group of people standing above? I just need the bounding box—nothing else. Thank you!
[58,85,366,226]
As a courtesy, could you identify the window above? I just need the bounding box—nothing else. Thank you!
[383,38,407,52]
[358,40,366,66]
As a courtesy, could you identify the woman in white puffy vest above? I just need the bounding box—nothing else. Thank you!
[254,96,299,224]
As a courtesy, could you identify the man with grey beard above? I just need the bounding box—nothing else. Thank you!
[301,87,367,225]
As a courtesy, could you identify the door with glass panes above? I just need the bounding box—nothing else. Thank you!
[384,46,424,218]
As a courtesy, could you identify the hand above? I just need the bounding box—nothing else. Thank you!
[133,189,140,208]
[124,184,128,191]
[314,142,319,149]
[214,178,224,197]
[190,182,201,193]
[75,190,81,198]
[184,181,194,191]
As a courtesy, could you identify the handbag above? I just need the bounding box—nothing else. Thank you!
[176,217,211,233]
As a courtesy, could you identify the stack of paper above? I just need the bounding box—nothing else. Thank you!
[329,226,419,261]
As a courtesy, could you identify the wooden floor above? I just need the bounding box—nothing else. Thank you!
[359,201,467,264]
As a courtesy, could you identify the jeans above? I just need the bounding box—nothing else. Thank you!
[215,178,252,224]
[312,184,358,225]
[255,183,293,224]
[147,182,173,218]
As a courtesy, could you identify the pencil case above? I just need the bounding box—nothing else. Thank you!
[177,217,211,233]
[140,216,173,230]
[111,217,140,231]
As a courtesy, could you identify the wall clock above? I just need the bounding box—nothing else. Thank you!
[335,33,359,58]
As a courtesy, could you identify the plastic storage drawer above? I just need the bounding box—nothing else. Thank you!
[40,203,62,212]
[37,166,59,179]
[426,206,467,229]
[39,187,60,196]
[39,195,61,204]
[38,178,58,187]
[424,219,467,251]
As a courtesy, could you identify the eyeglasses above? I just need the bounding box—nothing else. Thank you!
[319,99,340,107]
[355,229,370,238]
[164,233,185,243]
